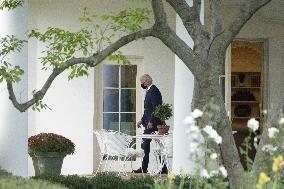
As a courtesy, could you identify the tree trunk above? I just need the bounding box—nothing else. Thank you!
[192,76,244,189]
[253,98,284,174]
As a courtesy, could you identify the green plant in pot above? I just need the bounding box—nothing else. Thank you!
[28,133,75,176]
[153,103,173,135]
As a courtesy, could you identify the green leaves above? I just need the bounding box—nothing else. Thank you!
[31,90,52,112]
[107,51,130,65]
[0,0,24,10]
[68,64,90,80]
[79,7,151,52]
[0,35,26,57]
[28,28,93,72]
[31,101,52,112]
[153,103,173,121]
[239,131,254,171]
[25,6,151,84]
[0,35,26,83]
[103,8,151,33]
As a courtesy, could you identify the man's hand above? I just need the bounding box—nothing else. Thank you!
[137,120,142,128]
[147,122,153,129]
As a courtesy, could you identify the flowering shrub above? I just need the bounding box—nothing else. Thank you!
[28,133,75,156]
[181,108,230,188]
[154,167,228,189]
[256,155,284,189]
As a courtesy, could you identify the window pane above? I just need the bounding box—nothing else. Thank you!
[121,89,136,112]
[121,65,137,88]
[103,65,119,88]
[103,113,119,131]
[103,89,119,112]
[120,113,136,135]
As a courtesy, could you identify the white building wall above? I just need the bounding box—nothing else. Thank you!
[0,1,28,176]
[28,0,175,175]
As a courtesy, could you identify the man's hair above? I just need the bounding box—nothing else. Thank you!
[140,74,153,83]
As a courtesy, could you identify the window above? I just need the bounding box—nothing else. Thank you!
[103,64,137,136]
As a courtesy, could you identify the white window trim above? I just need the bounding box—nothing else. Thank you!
[102,64,138,132]
[93,55,144,172]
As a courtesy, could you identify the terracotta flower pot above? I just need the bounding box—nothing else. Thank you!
[33,152,66,176]
[157,125,170,135]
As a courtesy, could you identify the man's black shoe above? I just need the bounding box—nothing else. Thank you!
[159,169,168,174]
[132,168,147,173]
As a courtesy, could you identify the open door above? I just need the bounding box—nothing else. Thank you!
[229,41,264,170]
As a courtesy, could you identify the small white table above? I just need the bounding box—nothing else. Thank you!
[132,133,173,175]
[133,133,172,139]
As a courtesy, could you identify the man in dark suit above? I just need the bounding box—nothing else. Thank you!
[133,74,167,174]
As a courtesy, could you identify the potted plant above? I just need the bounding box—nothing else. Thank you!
[28,133,75,176]
[153,103,173,135]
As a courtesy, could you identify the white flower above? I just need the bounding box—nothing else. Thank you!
[187,125,201,140]
[183,116,195,125]
[210,153,218,160]
[262,144,278,152]
[268,127,279,138]
[279,118,284,125]
[219,166,228,178]
[200,169,210,178]
[209,170,219,177]
[191,109,203,119]
[203,125,222,144]
[247,118,259,132]
[189,142,198,153]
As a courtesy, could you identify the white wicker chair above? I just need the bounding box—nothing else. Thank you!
[94,129,108,174]
[94,129,144,175]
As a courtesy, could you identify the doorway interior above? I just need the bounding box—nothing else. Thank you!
[230,40,264,169]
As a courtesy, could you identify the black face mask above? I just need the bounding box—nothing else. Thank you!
[141,84,147,89]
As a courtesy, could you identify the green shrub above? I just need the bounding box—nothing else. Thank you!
[90,172,125,189]
[34,172,156,189]
[33,174,93,189]
[280,168,284,187]
[155,175,229,189]
[174,176,228,189]
[0,176,67,189]
[125,175,154,189]
[0,167,12,177]
[173,175,191,188]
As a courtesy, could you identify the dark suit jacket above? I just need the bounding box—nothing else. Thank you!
[141,85,163,132]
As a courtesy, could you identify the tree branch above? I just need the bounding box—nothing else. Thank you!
[193,0,201,16]
[210,0,222,39]
[7,28,154,112]
[165,0,209,59]
[220,0,272,48]
[151,0,203,76]
[151,0,167,27]
[154,26,203,76]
